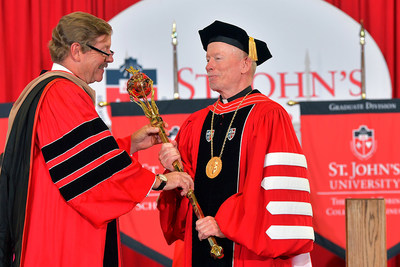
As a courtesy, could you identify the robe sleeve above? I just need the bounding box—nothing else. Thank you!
[36,79,155,227]
[115,135,139,160]
[215,103,314,258]
[115,135,131,152]
[157,110,205,244]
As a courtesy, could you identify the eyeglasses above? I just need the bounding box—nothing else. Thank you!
[86,44,114,57]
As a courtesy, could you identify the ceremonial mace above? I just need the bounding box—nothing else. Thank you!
[125,67,224,259]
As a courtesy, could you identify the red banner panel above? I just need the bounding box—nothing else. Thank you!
[110,99,215,265]
[300,99,400,259]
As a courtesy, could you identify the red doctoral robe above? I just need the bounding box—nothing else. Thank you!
[158,90,314,266]
[0,71,155,267]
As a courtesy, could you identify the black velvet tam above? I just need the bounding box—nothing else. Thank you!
[198,20,272,65]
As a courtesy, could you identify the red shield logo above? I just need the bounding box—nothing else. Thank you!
[351,125,376,160]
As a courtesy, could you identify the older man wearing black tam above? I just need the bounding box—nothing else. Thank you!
[158,20,314,266]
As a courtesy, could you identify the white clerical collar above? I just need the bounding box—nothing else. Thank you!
[219,86,253,104]
[51,63,73,74]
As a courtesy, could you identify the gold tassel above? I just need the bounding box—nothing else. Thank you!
[248,37,258,62]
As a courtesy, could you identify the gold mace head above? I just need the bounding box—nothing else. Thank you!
[125,67,153,99]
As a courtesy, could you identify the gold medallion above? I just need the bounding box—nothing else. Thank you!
[206,156,223,179]
[207,91,251,180]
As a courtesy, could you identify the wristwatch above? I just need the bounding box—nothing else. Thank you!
[154,174,168,191]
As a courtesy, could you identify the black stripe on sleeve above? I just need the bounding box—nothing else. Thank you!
[49,136,119,183]
[42,117,109,162]
[59,152,132,202]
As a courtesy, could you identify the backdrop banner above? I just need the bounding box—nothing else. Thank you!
[300,99,400,259]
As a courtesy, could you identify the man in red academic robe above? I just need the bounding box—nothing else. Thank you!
[158,20,314,266]
[0,12,193,267]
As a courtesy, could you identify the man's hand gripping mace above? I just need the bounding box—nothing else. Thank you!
[125,67,224,259]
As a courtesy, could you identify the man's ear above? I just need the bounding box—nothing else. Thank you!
[241,56,252,74]
[70,42,82,62]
